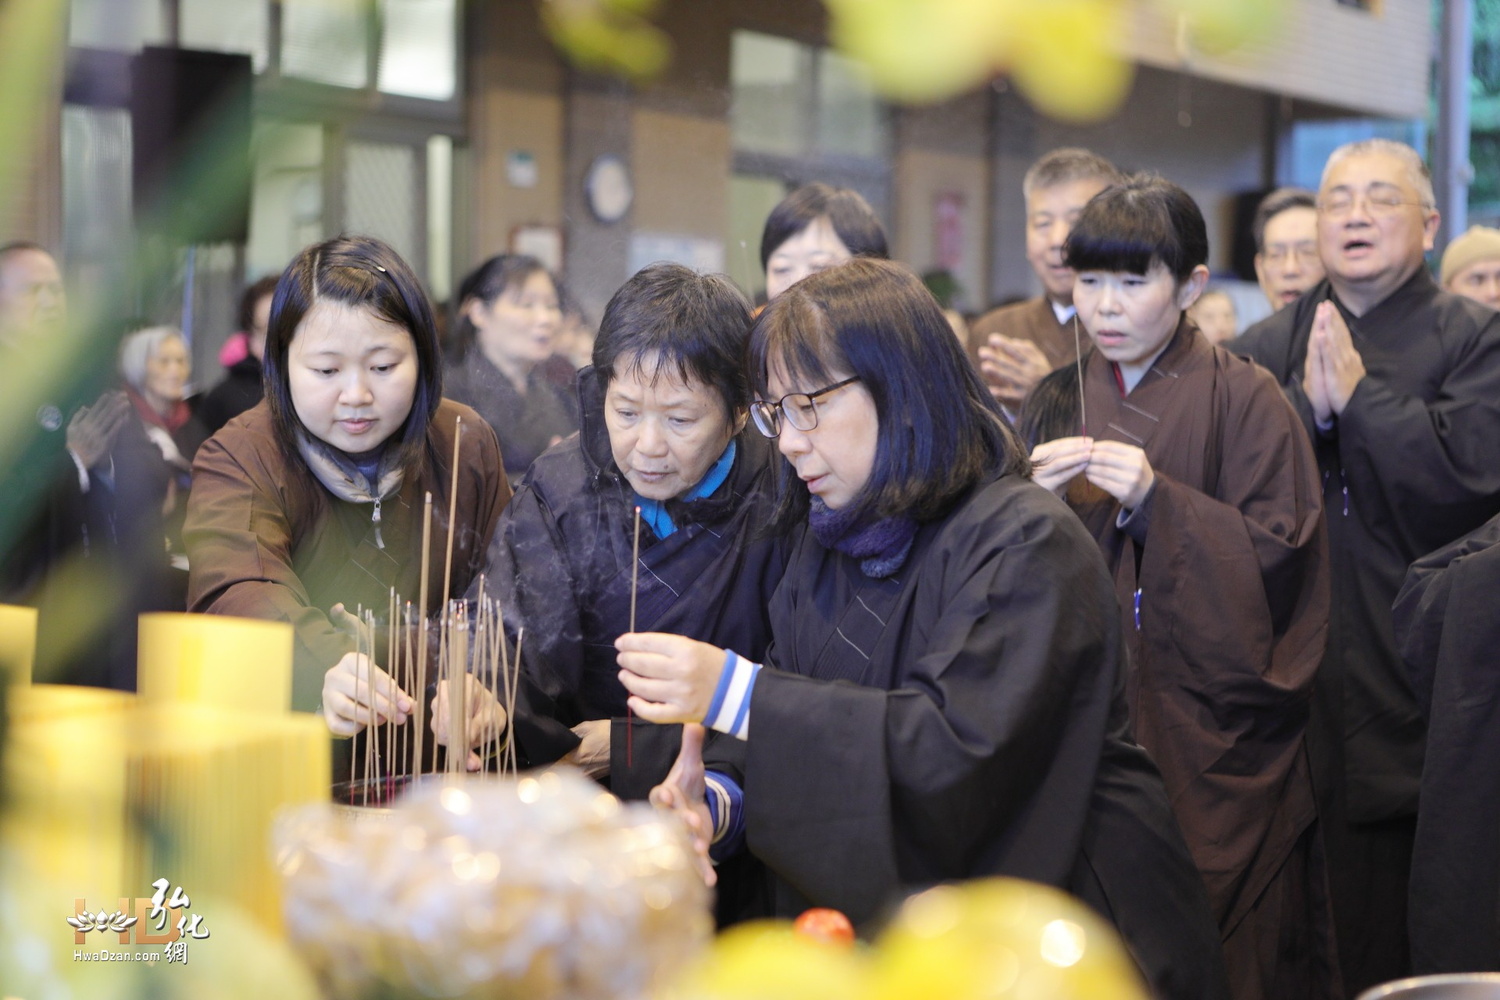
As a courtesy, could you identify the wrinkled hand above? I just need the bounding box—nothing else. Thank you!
[616,633,726,724]
[649,723,716,887]
[66,391,131,468]
[322,652,412,737]
[431,674,508,772]
[560,718,611,779]
[1085,440,1155,510]
[1316,302,1365,416]
[1029,436,1092,495]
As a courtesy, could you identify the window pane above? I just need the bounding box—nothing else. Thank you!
[817,49,886,159]
[345,140,418,265]
[728,174,790,299]
[247,120,324,278]
[180,0,271,73]
[730,31,812,156]
[282,0,370,89]
[69,0,166,51]
[378,0,456,100]
[62,105,133,272]
[426,135,453,299]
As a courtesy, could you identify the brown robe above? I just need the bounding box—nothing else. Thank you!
[184,399,510,711]
[1066,320,1335,1000]
[966,295,1082,370]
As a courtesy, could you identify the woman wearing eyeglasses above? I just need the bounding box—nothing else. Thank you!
[619,258,1229,1000]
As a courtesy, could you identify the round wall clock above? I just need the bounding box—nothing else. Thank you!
[585,154,633,224]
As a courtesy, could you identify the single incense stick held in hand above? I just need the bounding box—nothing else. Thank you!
[1073,314,1088,437]
[628,506,641,768]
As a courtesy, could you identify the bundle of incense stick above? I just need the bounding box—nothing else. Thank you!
[343,591,526,801]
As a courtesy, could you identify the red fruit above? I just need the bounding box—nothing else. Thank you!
[793,907,856,946]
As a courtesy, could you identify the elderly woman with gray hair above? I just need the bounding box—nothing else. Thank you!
[116,326,208,531]
[109,326,208,622]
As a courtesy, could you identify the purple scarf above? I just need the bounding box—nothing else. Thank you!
[808,497,918,579]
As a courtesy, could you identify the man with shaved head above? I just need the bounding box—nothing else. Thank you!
[1232,140,1500,994]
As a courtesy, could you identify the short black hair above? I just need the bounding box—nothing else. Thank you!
[759,183,889,270]
[262,235,442,474]
[749,257,1028,530]
[1064,174,1208,283]
[593,263,753,417]
[238,275,279,332]
[1251,187,1316,254]
[449,254,552,359]
[1016,360,1086,450]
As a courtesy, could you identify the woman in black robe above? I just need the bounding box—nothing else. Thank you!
[472,263,783,800]
[618,257,1230,1000]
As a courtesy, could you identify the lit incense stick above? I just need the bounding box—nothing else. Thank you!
[628,506,641,768]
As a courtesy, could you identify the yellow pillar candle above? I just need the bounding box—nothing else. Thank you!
[137,612,295,715]
[0,603,38,685]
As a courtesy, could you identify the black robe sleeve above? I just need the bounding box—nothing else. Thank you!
[1392,514,1500,974]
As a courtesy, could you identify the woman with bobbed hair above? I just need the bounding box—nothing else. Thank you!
[446,253,578,482]
[760,182,888,301]
[185,235,510,732]
[619,257,1230,999]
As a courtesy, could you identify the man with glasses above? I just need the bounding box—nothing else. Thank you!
[1252,187,1324,311]
[1232,139,1500,994]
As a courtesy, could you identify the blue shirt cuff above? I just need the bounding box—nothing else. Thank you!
[703,650,758,740]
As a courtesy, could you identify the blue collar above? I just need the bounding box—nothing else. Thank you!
[633,439,737,538]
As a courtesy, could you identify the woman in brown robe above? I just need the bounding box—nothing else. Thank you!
[1022,176,1337,1000]
[185,236,510,750]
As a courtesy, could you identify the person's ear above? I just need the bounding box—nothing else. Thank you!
[1421,208,1441,253]
[462,296,489,329]
[1176,265,1211,310]
[730,407,748,437]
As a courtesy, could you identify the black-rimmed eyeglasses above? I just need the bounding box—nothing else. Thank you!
[750,376,860,438]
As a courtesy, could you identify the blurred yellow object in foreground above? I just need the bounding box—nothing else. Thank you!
[137,612,295,715]
[667,920,870,1000]
[0,603,38,685]
[872,879,1150,1000]
[4,687,329,939]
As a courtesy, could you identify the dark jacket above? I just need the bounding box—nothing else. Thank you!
[478,365,785,799]
[198,356,264,436]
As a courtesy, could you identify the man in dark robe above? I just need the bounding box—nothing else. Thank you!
[967,148,1123,416]
[1230,138,1500,994]
[1392,514,1500,975]
[0,242,142,689]
[1060,317,1334,999]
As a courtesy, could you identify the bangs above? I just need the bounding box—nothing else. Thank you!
[1062,175,1207,281]
[1063,216,1167,277]
[749,294,845,398]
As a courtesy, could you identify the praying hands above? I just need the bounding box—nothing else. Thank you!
[1303,300,1367,424]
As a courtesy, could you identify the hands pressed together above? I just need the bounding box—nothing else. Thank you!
[1302,301,1366,425]
[1030,436,1156,510]
[979,334,1052,410]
